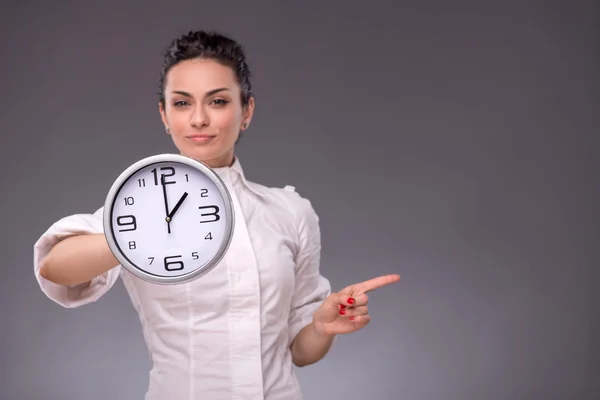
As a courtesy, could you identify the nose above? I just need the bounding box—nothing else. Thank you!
[190,104,209,128]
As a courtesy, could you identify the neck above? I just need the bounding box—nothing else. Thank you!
[181,152,235,169]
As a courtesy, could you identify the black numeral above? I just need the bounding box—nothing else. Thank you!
[205,232,213,240]
[124,196,134,206]
[148,257,154,265]
[129,241,136,250]
[201,189,208,197]
[152,166,175,185]
[192,252,199,260]
[185,173,189,182]
[138,178,146,187]
[199,205,220,223]
[164,255,184,271]
[116,215,137,232]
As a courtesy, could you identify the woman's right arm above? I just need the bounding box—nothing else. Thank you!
[39,233,119,287]
[34,207,122,308]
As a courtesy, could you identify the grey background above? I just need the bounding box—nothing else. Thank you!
[1,1,598,399]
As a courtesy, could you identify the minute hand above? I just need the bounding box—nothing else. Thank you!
[161,175,172,234]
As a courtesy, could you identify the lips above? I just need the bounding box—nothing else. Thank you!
[187,134,216,142]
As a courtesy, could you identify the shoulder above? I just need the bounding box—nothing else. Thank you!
[245,180,319,228]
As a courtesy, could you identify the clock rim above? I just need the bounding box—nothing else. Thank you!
[102,153,235,285]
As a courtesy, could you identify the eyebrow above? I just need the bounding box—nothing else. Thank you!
[172,88,230,98]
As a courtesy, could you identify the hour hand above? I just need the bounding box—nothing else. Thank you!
[167,192,189,221]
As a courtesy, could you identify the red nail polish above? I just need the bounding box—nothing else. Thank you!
[347,297,355,305]
[339,309,346,315]
[349,316,355,321]
[339,304,346,310]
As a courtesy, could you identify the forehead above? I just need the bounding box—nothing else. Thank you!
[165,58,238,92]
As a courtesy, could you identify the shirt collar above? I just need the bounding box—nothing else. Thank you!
[212,156,269,198]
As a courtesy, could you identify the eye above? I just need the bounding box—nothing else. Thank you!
[211,99,229,106]
[173,100,190,107]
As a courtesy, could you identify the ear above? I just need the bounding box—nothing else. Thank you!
[158,102,170,133]
[241,97,255,131]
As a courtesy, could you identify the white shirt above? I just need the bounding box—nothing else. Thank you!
[33,157,332,400]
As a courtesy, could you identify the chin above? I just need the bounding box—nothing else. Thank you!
[181,147,232,167]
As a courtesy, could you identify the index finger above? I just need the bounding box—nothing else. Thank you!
[355,274,400,293]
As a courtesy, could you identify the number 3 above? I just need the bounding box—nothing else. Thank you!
[198,205,220,223]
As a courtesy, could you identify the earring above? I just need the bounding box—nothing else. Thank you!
[242,123,248,129]
[165,126,170,134]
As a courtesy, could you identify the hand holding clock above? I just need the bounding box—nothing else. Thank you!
[104,154,234,284]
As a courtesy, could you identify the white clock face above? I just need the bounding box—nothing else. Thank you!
[104,155,233,284]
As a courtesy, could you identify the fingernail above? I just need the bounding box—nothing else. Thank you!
[347,297,355,305]
[349,316,355,320]
[339,309,346,315]
[339,304,346,310]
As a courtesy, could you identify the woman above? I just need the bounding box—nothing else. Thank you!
[34,30,400,399]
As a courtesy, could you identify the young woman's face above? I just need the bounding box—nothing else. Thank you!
[159,58,254,168]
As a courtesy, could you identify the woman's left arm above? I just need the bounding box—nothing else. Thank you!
[286,194,334,367]
[286,195,400,366]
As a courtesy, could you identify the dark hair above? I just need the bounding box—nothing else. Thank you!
[158,30,253,108]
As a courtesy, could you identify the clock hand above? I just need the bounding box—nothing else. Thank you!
[167,192,189,220]
[161,175,172,234]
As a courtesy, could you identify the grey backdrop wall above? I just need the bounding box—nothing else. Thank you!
[1,1,598,399]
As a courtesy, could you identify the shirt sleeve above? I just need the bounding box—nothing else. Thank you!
[288,195,332,345]
[33,206,121,308]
